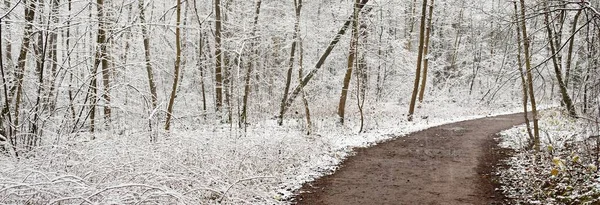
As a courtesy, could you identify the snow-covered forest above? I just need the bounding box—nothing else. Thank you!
[0,0,599,204]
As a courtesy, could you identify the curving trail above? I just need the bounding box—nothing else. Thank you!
[295,113,525,205]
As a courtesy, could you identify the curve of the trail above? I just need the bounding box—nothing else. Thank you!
[295,113,526,205]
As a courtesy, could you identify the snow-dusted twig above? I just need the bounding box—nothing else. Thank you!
[218,176,275,203]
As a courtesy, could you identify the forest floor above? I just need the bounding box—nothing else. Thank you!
[294,113,526,205]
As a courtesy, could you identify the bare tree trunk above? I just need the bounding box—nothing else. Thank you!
[0,17,17,156]
[298,40,311,135]
[138,0,158,111]
[519,0,540,152]
[565,10,581,90]
[337,0,360,124]
[406,0,417,50]
[513,1,533,143]
[407,0,428,121]
[214,0,224,112]
[543,0,576,117]
[3,0,12,71]
[165,0,182,130]
[241,0,262,129]
[356,18,368,133]
[12,0,38,135]
[278,0,370,125]
[278,0,302,126]
[418,0,434,103]
[97,0,111,123]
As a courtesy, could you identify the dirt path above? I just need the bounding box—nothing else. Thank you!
[294,113,525,205]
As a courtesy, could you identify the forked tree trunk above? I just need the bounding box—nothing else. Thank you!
[418,0,434,103]
[519,0,540,151]
[337,0,360,124]
[278,0,302,126]
[240,0,262,129]
[407,0,428,121]
[165,0,182,130]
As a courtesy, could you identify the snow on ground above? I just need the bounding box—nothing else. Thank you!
[1,100,531,204]
[497,109,600,204]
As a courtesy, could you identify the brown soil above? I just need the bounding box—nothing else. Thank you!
[294,113,525,205]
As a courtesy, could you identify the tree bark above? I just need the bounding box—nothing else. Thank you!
[565,10,581,90]
[418,0,434,103]
[407,0,428,121]
[337,0,360,124]
[138,0,158,111]
[165,0,183,130]
[519,0,540,151]
[214,0,224,112]
[97,0,111,122]
[513,1,533,143]
[12,0,38,133]
[241,0,262,129]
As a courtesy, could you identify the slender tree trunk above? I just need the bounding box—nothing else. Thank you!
[418,0,434,103]
[97,0,111,122]
[3,0,11,70]
[298,40,311,135]
[165,0,182,130]
[406,0,417,50]
[519,0,540,152]
[543,0,576,117]
[337,0,360,124]
[138,0,158,110]
[513,1,533,143]
[0,18,17,156]
[278,0,302,126]
[241,0,262,129]
[565,10,581,90]
[407,0,428,121]
[214,0,224,112]
[12,0,38,134]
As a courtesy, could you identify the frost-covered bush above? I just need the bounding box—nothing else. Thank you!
[498,110,600,204]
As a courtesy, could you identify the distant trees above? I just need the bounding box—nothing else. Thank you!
[0,0,599,156]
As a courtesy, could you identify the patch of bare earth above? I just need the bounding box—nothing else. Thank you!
[294,113,525,205]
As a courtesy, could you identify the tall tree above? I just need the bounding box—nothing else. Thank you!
[542,0,576,117]
[519,0,540,151]
[241,0,262,129]
[417,0,434,103]
[337,0,360,124]
[12,0,38,134]
[513,1,533,143]
[407,0,428,121]
[278,0,302,126]
[97,0,111,122]
[564,10,581,89]
[214,0,224,112]
[165,0,183,130]
[138,0,158,111]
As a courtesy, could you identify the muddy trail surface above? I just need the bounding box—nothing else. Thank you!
[295,113,525,205]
